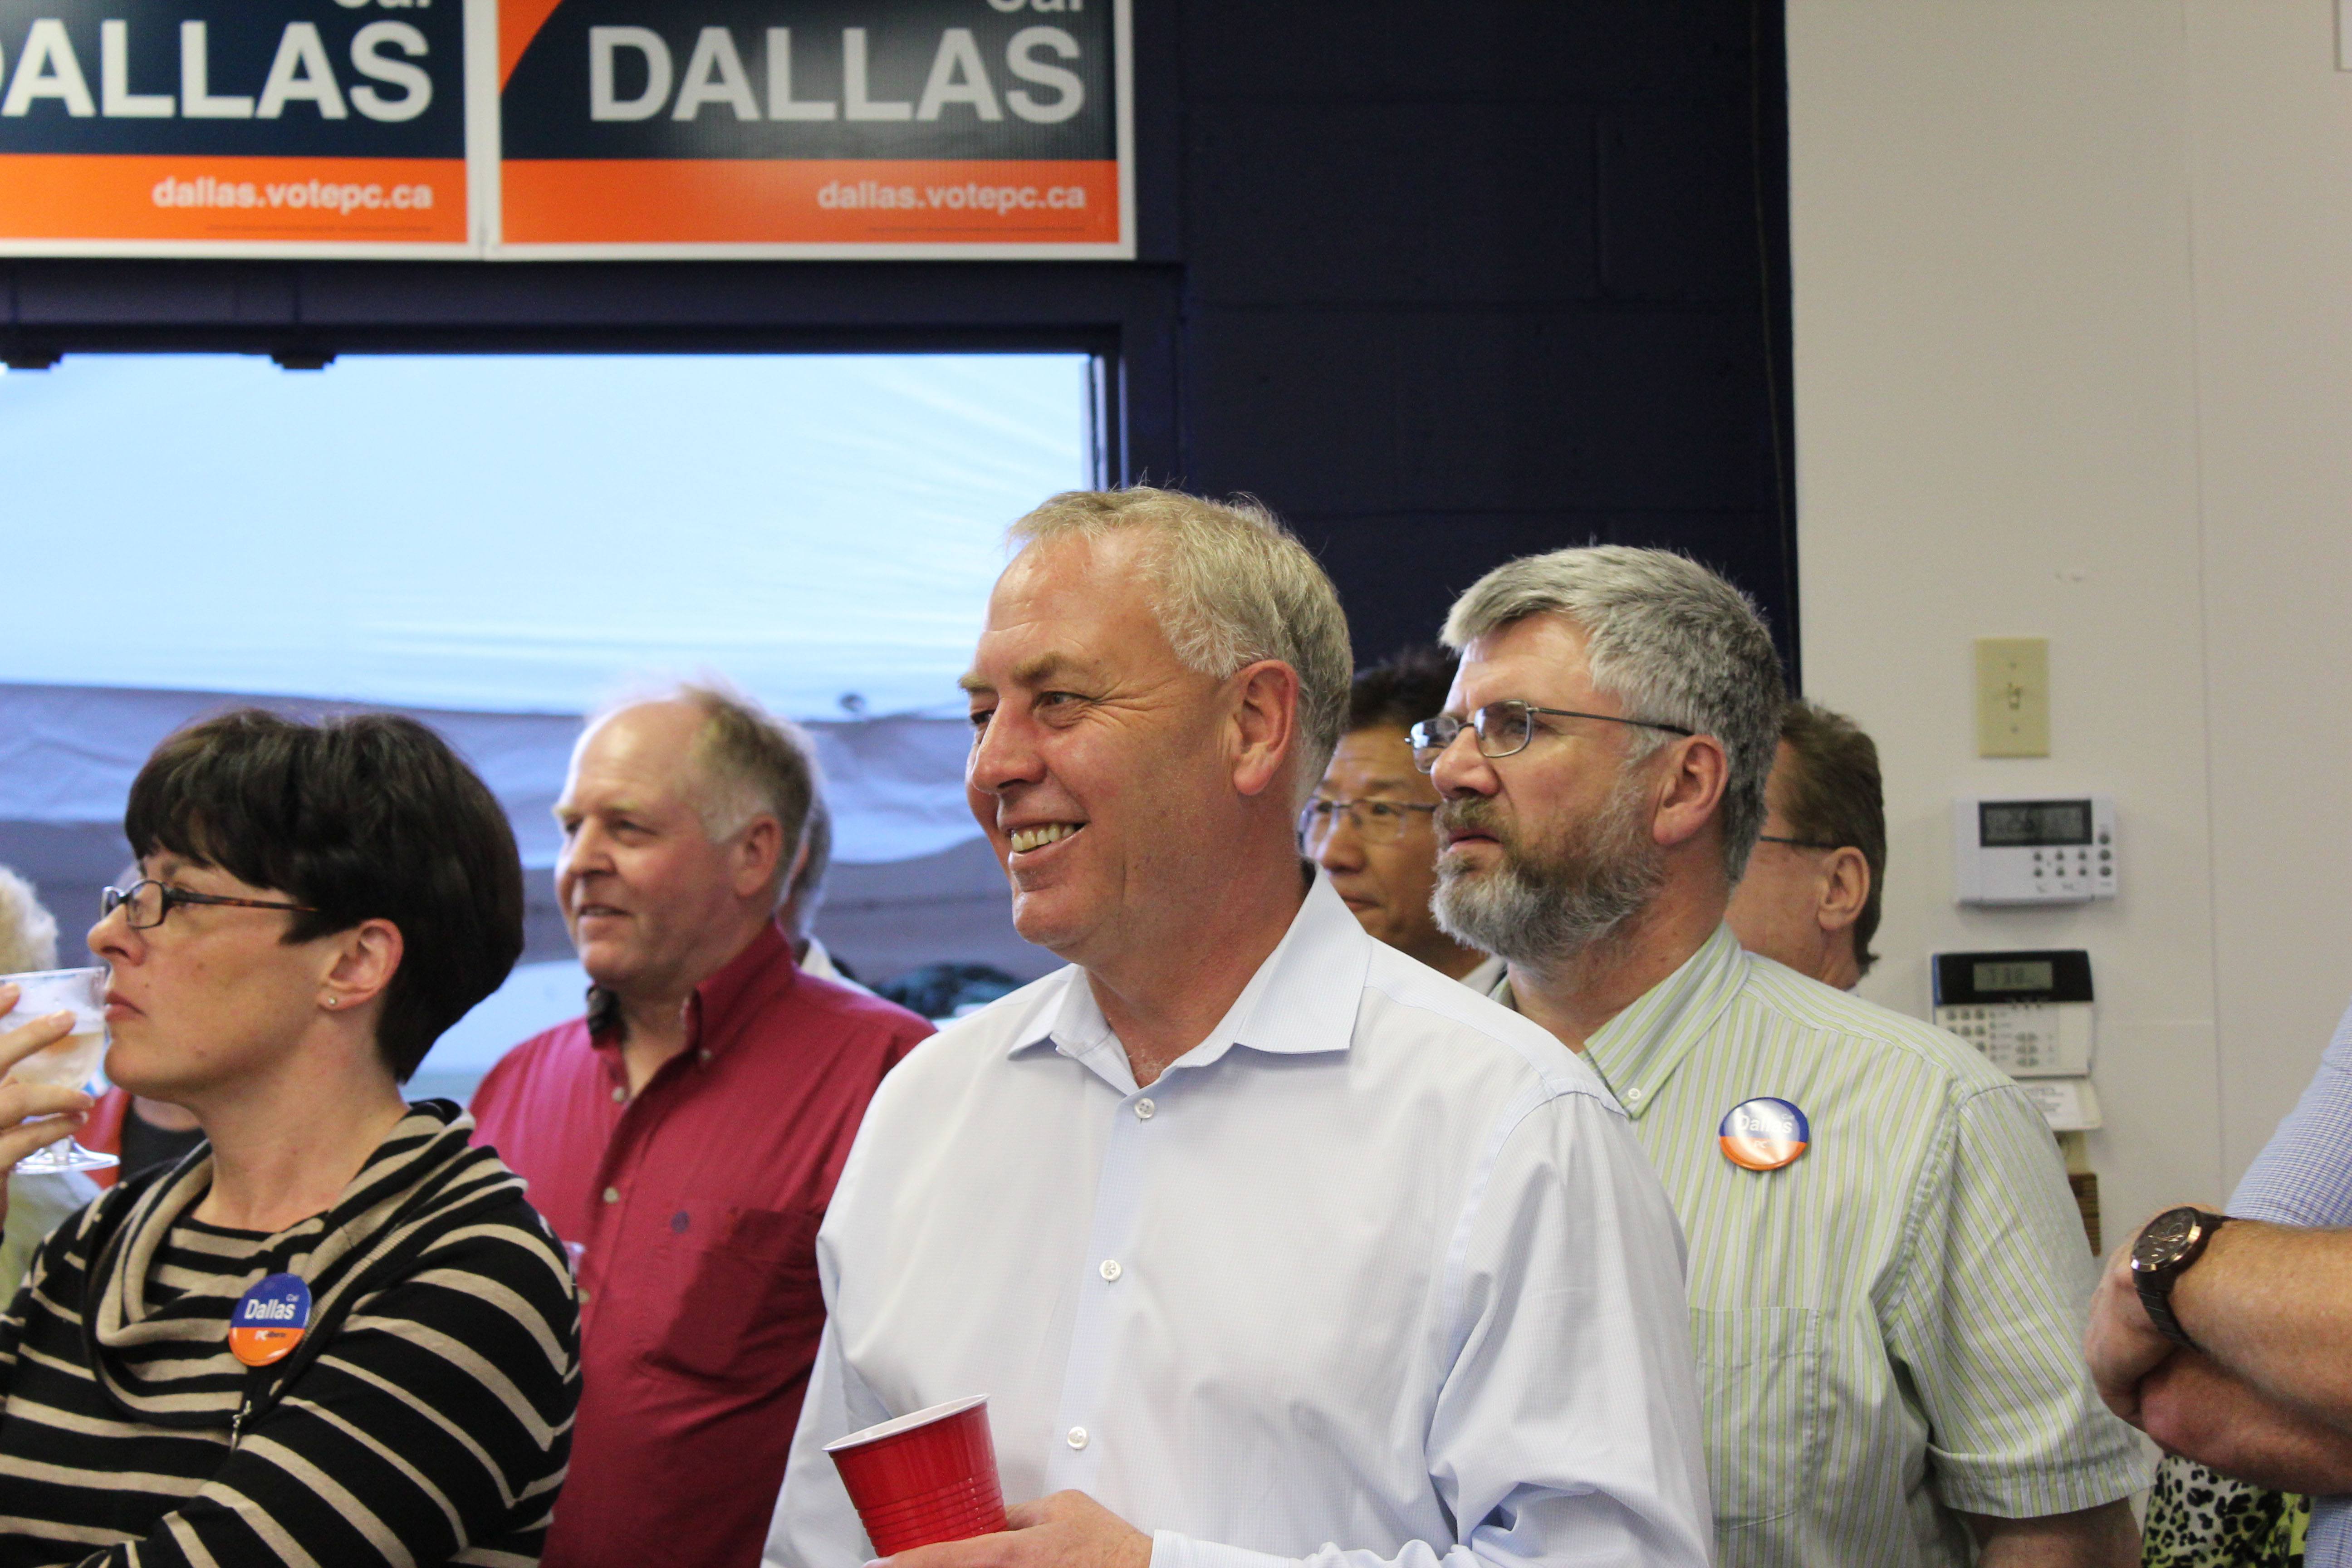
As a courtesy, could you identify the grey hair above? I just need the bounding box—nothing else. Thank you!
[591,678,826,905]
[0,866,58,975]
[784,793,833,936]
[1442,546,1785,880]
[1009,488,1353,806]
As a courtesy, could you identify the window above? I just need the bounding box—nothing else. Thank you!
[0,351,1093,1092]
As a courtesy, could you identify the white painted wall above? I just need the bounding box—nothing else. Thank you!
[1786,1,2352,1238]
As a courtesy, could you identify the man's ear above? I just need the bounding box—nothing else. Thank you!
[1650,735,1732,852]
[1228,660,1302,801]
[1817,847,1870,934]
[734,814,786,901]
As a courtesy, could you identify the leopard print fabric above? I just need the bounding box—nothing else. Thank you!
[2143,1453,2309,1567]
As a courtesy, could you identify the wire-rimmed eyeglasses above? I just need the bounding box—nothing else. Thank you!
[101,879,319,931]
[1408,701,1694,774]
[1754,833,1842,852]
[1297,796,1439,848]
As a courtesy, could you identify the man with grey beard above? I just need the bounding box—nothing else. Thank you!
[1416,546,2146,1568]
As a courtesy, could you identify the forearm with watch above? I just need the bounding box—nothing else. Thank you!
[2131,1205,2352,1434]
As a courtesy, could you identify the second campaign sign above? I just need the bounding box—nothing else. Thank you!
[0,1,470,255]
[495,0,1131,257]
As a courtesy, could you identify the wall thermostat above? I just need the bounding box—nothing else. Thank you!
[1953,796,2116,905]
[1932,949,2099,1130]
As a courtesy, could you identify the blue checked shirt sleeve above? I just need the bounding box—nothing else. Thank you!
[1883,1081,2150,1517]
[2225,996,2352,1562]
[2231,998,2352,1226]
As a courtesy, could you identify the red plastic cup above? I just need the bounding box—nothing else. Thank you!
[825,1395,1008,1555]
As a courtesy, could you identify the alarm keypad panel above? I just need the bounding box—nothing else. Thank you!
[1935,1000,2092,1077]
[1931,950,2099,1128]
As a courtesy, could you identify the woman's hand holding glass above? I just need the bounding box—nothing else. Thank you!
[0,983,97,1204]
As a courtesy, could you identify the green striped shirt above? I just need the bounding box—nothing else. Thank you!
[1502,926,2148,1568]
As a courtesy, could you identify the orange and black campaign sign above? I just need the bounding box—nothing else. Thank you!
[494,0,1130,257]
[0,2,470,255]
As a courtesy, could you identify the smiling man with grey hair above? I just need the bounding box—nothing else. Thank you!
[768,490,1711,1568]
[1425,545,2146,1568]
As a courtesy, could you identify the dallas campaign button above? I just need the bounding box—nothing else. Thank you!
[1718,1097,1811,1172]
[230,1273,312,1369]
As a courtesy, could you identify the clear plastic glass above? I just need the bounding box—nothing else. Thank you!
[3,967,119,1175]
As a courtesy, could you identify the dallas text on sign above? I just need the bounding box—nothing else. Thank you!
[0,20,430,122]
[588,25,1083,124]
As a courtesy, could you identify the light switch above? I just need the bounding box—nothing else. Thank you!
[1975,637,2049,757]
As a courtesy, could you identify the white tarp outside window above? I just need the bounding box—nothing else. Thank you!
[0,351,1092,862]
[0,351,1090,1082]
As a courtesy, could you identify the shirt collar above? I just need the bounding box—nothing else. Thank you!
[1574,923,1751,1117]
[799,935,838,980]
[591,918,797,1066]
[1009,868,1370,1087]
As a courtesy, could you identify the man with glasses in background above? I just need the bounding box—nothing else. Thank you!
[1419,545,2146,1568]
[1725,701,1883,990]
[1302,646,1498,990]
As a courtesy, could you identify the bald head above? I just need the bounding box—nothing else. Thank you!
[554,697,793,1003]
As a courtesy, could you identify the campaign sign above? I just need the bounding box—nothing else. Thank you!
[495,0,1131,256]
[1717,1097,1811,1173]
[0,1,469,255]
[229,1272,313,1369]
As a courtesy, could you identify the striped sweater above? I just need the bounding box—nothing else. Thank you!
[0,1102,580,1568]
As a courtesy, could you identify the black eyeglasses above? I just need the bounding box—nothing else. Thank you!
[1754,834,1842,851]
[1298,797,1439,847]
[101,880,318,931]
[1408,701,1694,774]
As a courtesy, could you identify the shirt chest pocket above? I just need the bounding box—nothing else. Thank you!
[1690,1306,1828,1549]
[640,1202,824,1387]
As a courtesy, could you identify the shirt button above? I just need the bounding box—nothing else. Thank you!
[1624,1087,1644,1104]
[602,1187,621,1205]
[698,1049,713,1064]
[1099,1259,1122,1282]
[1134,1099,1155,1120]
[611,1087,626,1103]
[1067,1426,1088,1450]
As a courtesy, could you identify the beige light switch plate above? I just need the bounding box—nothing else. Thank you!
[1976,637,2050,757]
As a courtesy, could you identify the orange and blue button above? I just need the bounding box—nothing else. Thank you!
[1719,1097,1810,1171]
[229,1273,311,1368]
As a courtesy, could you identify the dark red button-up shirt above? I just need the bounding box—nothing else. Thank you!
[470,922,930,1568]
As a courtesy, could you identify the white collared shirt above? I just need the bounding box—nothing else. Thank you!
[1458,954,1506,995]
[767,872,1711,1568]
[799,935,877,998]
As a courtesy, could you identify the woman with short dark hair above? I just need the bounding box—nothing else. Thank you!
[0,709,579,1567]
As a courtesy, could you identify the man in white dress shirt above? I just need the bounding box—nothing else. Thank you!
[766,487,1711,1568]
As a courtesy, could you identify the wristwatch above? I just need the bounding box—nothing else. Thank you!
[2130,1206,2229,1348]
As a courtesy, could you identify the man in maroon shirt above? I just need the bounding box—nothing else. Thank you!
[471,684,931,1568]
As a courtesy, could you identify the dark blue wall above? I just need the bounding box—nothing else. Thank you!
[1157,1,1797,669]
[0,0,1794,671]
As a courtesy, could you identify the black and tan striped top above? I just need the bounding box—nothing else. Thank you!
[0,1102,580,1568]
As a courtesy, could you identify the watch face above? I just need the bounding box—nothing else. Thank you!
[2133,1206,2205,1274]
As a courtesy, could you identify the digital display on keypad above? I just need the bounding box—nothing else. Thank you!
[1973,960,2055,993]
[1980,800,2093,847]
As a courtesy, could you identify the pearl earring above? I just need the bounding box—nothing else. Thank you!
[323,997,338,1009]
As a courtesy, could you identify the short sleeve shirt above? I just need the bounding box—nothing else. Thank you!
[1504,926,2148,1568]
